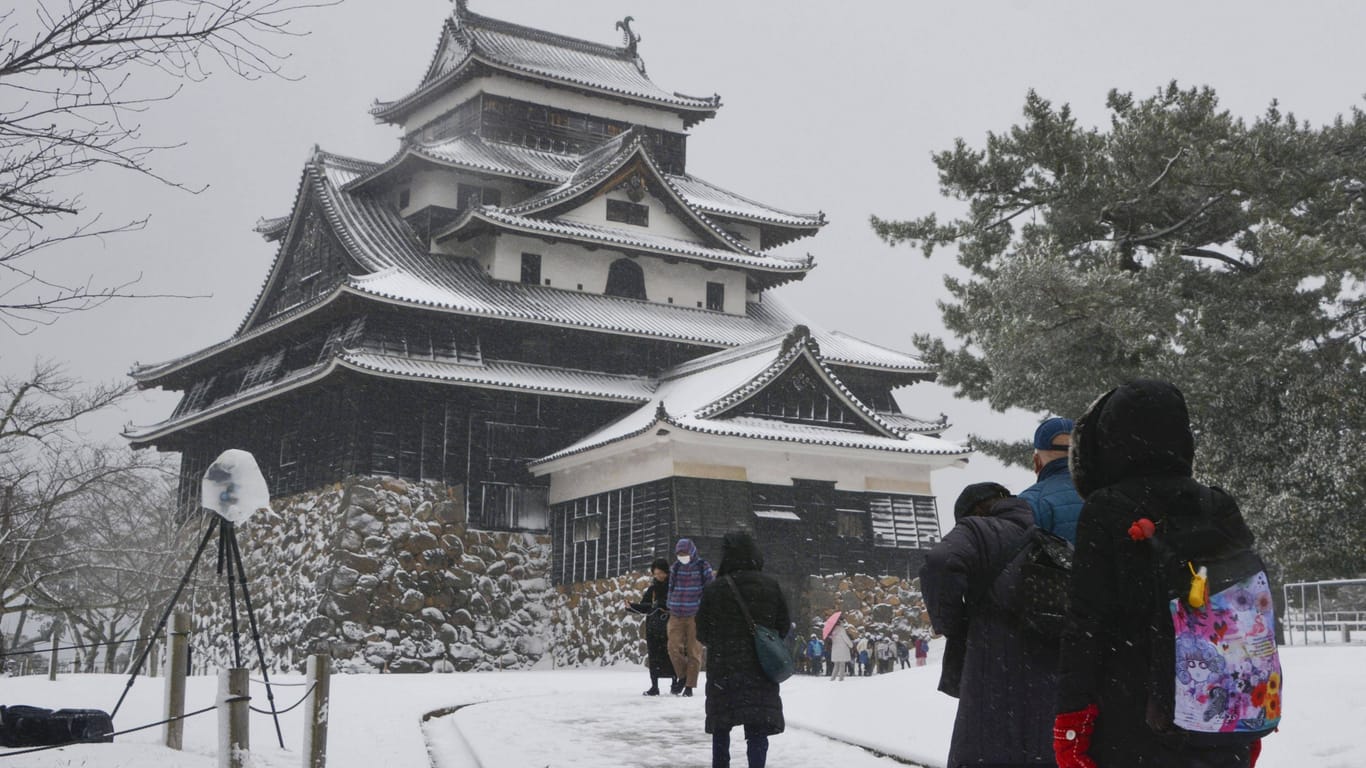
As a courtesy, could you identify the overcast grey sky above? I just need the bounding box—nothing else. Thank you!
[9,0,1366,519]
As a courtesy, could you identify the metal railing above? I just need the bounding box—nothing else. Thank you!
[1282,578,1366,646]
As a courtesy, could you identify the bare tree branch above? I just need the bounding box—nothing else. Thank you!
[0,0,339,331]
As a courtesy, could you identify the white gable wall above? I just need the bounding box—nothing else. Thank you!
[541,430,950,504]
[561,189,699,242]
[484,232,748,314]
[402,77,688,136]
[398,168,525,218]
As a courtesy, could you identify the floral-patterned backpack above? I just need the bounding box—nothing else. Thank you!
[1138,490,1282,747]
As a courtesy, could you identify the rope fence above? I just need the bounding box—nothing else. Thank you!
[249,682,317,716]
[0,635,158,659]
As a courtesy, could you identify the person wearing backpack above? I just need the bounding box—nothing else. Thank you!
[920,481,1061,767]
[1054,379,1267,768]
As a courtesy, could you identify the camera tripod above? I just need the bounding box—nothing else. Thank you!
[111,513,285,748]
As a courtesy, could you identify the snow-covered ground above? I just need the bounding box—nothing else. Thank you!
[2,642,1361,767]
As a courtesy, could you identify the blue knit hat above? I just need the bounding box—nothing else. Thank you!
[1033,417,1075,450]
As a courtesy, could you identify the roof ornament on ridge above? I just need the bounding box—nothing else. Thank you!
[615,16,645,74]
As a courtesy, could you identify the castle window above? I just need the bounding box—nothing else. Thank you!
[520,253,542,285]
[457,184,501,210]
[397,188,410,209]
[279,433,298,467]
[605,258,647,300]
[573,514,601,543]
[549,112,569,128]
[869,494,940,549]
[836,507,866,538]
[706,281,725,311]
[606,199,649,227]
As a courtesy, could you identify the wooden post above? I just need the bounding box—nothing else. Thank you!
[47,623,60,681]
[302,654,330,768]
[164,612,191,750]
[218,667,250,768]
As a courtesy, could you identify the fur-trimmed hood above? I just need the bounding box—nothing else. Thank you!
[1071,379,1195,499]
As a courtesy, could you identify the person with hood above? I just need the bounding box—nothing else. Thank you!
[696,531,790,768]
[827,616,853,681]
[920,481,1060,767]
[1019,416,1086,544]
[667,537,714,696]
[1054,380,1261,768]
[625,557,677,696]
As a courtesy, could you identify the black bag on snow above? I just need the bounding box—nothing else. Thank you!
[989,524,1074,639]
[0,705,114,747]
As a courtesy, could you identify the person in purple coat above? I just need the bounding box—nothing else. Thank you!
[667,537,714,696]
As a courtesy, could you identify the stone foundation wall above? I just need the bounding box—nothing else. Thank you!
[196,477,555,673]
[799,573,932,643]
[192,478,932,673]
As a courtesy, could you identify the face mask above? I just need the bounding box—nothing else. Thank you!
[676,554,691,564]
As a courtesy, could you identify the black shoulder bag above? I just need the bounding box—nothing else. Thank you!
[723,575,794,683]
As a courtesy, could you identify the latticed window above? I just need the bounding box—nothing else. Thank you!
[869,495,940,549]
[239,349,284,392]
[572,514,601,543]
[478,482,549,531]
[176,376,216,416]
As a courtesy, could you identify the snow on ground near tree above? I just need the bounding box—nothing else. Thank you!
[2,643,1361,767]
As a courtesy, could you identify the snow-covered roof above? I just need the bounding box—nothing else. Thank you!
[126,352,656,446]
[133,150,928,387]
[372,4,720,125]
[344,132,824,232]
[437,208,810,274]
[531,328,968,468]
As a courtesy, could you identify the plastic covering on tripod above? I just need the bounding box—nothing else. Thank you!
[200,449,271,523]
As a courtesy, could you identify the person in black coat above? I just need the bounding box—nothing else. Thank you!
[1054,379,1260,768]
[625,557,676,696]
[919,482,1060,767]
[696,531,790,768]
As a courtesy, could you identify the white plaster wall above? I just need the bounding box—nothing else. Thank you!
[560,189,698,242]
[487,232,748,314]
[398,169,526,219]
[543,429,963,503]
[401,78,688,136]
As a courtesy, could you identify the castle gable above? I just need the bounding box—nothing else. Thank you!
[249,200,355,327]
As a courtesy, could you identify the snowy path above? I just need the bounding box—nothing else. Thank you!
[424,689,921,768]
[2,645,1361,767]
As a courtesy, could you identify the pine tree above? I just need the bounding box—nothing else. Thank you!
[872,83,1366,580]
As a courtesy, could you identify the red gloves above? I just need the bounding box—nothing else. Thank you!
[1053,704,1099,768]
[1250,738,1262,768]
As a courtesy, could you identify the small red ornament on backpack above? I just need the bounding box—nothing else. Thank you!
[1128,518,1156,541]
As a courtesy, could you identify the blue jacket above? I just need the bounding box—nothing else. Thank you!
[1018,457,1084,543]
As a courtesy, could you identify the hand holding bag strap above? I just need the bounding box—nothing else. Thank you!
[723,575,758,635]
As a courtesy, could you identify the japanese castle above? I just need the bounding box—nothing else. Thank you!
[128,2,969,595]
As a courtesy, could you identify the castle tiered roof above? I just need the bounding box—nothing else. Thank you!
[372,2,720,126]
[130,149,927,388]
[347,131,825,241]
